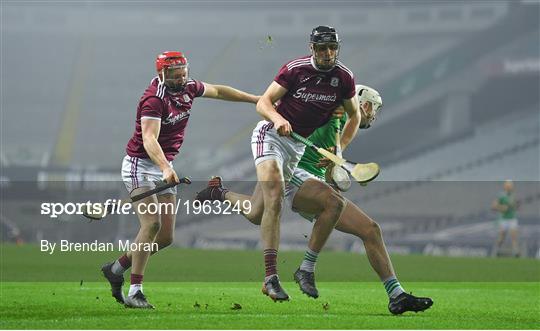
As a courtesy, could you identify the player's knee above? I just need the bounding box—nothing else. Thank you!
[324,190,345,218]
[362,220,382,240]
[246,209,263,225]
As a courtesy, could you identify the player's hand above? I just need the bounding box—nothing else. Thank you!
[316,147,336,168]
[333,105,345,119]
[324,163,335,182]
[162,167,179,184]
[274,118,292,136]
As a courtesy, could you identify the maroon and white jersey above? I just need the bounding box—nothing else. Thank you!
[126,77,205,161]
[274,55,355,137]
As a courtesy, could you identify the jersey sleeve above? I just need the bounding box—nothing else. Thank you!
[274,64,293,90]
[140,97,164,120]
[192,80,205,97]
[342,72,356,99]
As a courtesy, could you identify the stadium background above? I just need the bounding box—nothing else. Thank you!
[2,0,539,260]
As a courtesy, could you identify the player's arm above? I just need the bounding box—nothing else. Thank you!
[340,97,361,150]
[256,81,291,136]
[491,198,508,212]
[202,83,259,104]
[141,119,179,184]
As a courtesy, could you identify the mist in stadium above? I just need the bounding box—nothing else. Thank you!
[1,0,539,329]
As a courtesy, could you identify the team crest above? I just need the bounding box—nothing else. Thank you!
[330,77,339,87]
[183,94,191,103]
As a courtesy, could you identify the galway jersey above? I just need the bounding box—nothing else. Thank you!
[274,55,355,137]
[126,77,205,161]
[297,115,347,179]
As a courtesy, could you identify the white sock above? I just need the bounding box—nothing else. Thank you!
[111,260,127,275]
[299,248,319,273]
[128,284,143,297]
[383,276,405,299]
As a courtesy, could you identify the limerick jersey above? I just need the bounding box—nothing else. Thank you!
[497,191,517,220]
[126,77,205,161]
[297,115,347,179]
[274,56,355,137]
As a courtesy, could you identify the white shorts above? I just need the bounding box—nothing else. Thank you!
[121,155,177,196]
[498,218,518,231]
[284,167,323,222]
[251,120,305,182]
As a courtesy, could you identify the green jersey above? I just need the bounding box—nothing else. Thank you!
[297,116,347,179]
[498,192,517,220]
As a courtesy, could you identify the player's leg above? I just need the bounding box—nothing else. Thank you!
[331,199,432,314]
[103,193,175,307]
[151,193,177,250]
[122,189,160,309]
[226,183,264,225]
[291,178,345,298]
[103,156,166,308]
[294,179,345,252]
[256,159,289,301]
[495,225,508,257]
[288,175,432,313]
[333,200,395,280]
[509,221,519,257]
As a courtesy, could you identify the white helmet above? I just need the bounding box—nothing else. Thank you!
[356,84,382,128]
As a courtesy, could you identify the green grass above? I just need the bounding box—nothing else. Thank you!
[2,244,539,282]
[1,282,539,329]
[1,244,539,329]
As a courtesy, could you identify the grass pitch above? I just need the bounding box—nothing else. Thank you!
[1,244,539,329]
[1,282,538,329]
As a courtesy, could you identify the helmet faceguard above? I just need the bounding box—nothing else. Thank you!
[309,26,340,70]
[356,84,383,129]
[156,51,189,92]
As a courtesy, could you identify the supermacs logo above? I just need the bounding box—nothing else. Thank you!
[292,87,337,103]
[163,111,190,125]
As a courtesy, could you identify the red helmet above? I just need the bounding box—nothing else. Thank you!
[155,51,188,73]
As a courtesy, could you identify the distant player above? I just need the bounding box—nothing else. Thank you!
[101,51,259,309]
[227,25,360,301]
[197,85,433,314]
[492,180,520,257]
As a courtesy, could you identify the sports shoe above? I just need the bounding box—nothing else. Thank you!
[294,268,319,298]
[388,292,433,315]
[262,275,290,302]
[101,262,125,304]
[124,290,155,309]
[195,176,229,202]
